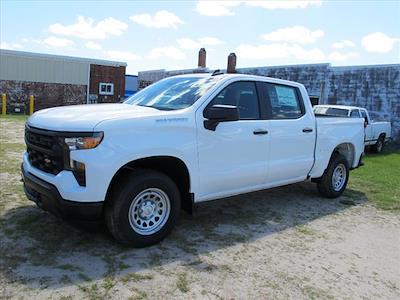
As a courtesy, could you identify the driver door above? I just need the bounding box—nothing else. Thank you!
[196,81,270,201]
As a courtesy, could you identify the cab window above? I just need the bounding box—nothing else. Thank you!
[350,110,360,118]
[209,81,260,120]
[263,83,303,119]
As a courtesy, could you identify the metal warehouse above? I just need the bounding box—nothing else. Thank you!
[0,50,127,112]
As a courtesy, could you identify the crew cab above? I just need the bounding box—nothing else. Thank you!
[314,105,391,153]
[22,74,365,247]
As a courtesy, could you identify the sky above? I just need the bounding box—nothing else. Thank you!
[1,0,399,74]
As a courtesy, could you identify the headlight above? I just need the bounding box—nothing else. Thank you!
[64,132,103,150]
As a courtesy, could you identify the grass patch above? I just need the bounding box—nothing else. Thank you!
[176,272,190,293]
[78,272,92,282]
[57,264,82,272]
[0,143,25,173]
[130,287,148,300]
[295,224,317,236]
[78,283,102,300]
[348,149,400,211]
[0,114,29,121]
[121,272,153,283]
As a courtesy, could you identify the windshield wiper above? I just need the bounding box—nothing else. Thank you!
[144,105,176,111]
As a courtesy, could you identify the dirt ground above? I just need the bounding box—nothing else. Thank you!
[0,117,399,300]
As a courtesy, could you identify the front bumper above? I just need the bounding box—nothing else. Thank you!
[22,164,103,220]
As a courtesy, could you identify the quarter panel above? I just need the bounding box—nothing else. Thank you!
[310,117,364,178]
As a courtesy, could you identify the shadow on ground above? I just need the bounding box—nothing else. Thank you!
[0,182,367,289]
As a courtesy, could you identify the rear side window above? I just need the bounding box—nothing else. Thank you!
[350,110,360,118]
[264,84,303,119]
[209,81,260,120]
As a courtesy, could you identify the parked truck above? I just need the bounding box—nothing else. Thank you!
[22,74,365,247]
[314,105,391,153]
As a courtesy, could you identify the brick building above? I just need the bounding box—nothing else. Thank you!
[0,50,126,113]
[137,49,400,141]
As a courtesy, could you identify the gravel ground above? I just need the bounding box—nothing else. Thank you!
[0,117,399,299]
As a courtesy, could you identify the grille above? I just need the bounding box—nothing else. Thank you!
[25,127,65,175]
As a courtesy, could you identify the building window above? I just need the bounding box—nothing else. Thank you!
[99,83,114,95]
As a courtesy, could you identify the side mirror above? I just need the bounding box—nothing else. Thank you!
[203,104,239,131]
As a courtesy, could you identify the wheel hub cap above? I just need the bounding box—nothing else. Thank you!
[332,163,346,191]
[128,188,171,235]
[140,202,156,219]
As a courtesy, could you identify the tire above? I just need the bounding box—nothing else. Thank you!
[105,169,181,247]
[317,154,349,198]
[372,135,385,153]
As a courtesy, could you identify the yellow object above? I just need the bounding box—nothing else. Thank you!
[1,94,6,115]
[29,95,34,115]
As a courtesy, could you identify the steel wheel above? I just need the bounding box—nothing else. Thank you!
[332,163,347,191]
[376,140,383,152]
[128,188,171,235]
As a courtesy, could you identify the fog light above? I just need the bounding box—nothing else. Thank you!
[71,160,86,186]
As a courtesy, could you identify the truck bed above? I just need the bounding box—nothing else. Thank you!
[309,117,365,178]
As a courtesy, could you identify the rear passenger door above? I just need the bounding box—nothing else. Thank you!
[259,82,315,184]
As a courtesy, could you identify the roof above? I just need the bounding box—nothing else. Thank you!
[0,49,127,67]
[165,72,306,88]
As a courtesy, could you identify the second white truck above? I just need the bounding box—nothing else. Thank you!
[22,73,365,247]
[314,105,391,153]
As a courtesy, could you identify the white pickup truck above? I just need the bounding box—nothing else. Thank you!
[22,74,364,247]
[314,105,391,153]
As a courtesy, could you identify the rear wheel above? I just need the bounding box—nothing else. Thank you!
[105,169,180,247]
[372,135,385,153]
[317,154,349,198]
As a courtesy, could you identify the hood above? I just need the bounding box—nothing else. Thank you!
[27,104,163,131]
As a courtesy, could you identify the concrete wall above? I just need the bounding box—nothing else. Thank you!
[0,80,86,113]
[327,65,400,141]
[237,64,330,102]
[237,64,400,140]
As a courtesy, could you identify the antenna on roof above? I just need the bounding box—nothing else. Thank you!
[211,69,224,76]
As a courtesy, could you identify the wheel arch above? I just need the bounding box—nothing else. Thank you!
[105,156,193,214]
[311,141,357,181]
[332,142,356,167]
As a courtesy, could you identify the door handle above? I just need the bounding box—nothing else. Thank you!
[302,128,313,133]
[253,129,269,135]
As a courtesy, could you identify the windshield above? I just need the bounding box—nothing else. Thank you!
[314,106,349,117]
[124,76,222,110]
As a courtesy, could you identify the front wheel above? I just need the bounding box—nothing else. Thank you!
[105,170,181,247]
[317,154,349,198]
